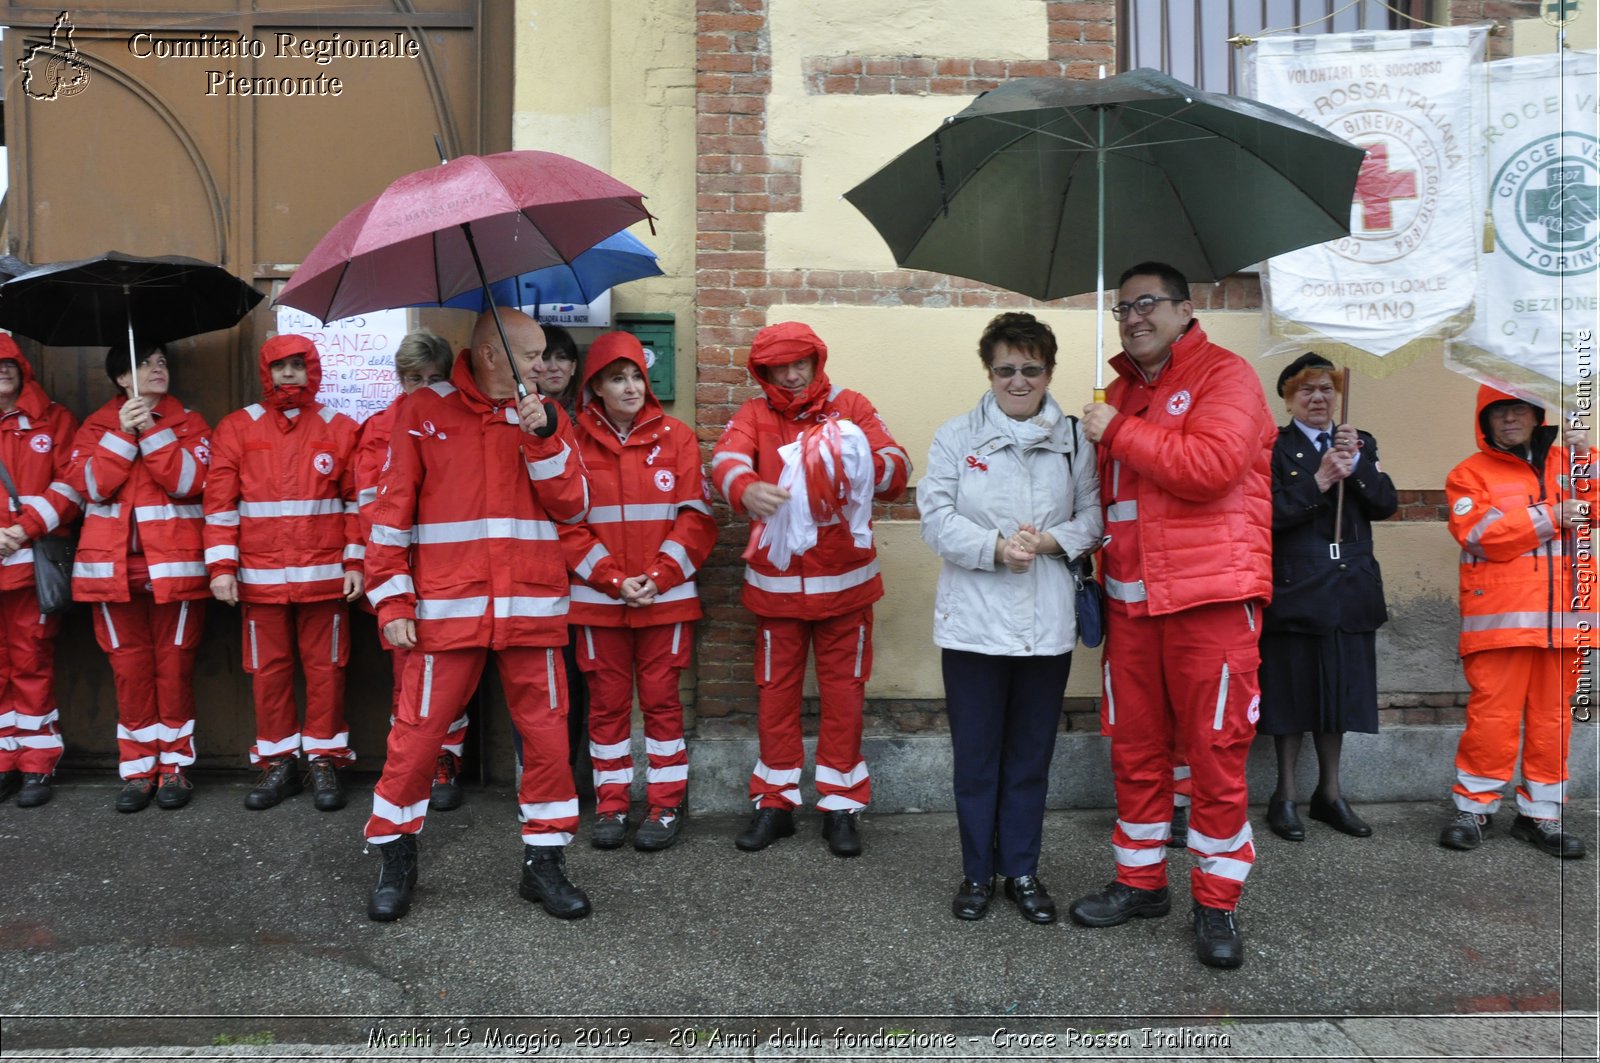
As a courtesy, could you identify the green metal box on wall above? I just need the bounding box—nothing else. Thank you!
[615,313,675,401]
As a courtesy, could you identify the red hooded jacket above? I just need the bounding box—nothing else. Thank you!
[364,349,589,650]
[559,331,716,628]
[202,334,362,603]
[1447,385,1596,655]
[67,390,212,603]
[0,337,80,592]
[1098,320,1275,616]
[710,321,911,618]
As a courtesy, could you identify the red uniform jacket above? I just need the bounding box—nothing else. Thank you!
[1098,320,1275,616]
[1447,385,1597,655]
[559,333,716,628]
[0,342,81,592]
[67,393,211,603]
[203,335,362,603]
[711,323,910,619]
[365,352,589,650]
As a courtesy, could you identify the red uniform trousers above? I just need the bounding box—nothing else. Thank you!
[749,607,873,812]
[365,645,577,845]
[1454,647,1578,820]
[1103,600,1260,910]
[577,622,691,816]
[240,599,352,765]
[93,561,205,779]
[0,586,63,775]
[386,644,468,764]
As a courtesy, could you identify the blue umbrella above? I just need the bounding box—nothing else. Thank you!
[419,228,660,311]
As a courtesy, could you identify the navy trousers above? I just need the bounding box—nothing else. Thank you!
[943,648,1072,882]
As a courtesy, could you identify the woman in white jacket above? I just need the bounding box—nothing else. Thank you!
[918,312,1103,924]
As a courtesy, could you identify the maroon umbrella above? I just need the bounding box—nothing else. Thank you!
[276,150,653,396]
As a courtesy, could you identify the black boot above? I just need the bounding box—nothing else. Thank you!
[307,759,346,812]
[1193,903,1244,968]
[430,753,463,812]
[244,758,302,810]
[115,776,158,814]
[735,806,795,852]
[1067,881,1172,927]
[821,810,863,858]
[519,846,591,919]
[367,835,419,922]
[16,773,53,808]
[1166,804,1189,848]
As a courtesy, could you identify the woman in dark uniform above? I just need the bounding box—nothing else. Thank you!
[1259,353,1397,840]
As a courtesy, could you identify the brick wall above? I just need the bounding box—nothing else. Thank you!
[692,0,1473,733]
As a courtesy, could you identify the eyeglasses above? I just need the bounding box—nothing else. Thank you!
[1111,295,1183,321]
[991,364,1047,379]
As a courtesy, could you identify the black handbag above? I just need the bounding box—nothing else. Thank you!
[1063,414,1104,648]
[0,453,75,615]
[1070,551,1104,649]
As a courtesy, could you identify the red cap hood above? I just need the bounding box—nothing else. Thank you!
[0,332,52,418]
[258,333,322,409]
[1474,384,1547,455]
[748,321,831,417]
[578,331,662,436]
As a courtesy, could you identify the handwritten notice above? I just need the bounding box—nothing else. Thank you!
[274,305,409,424]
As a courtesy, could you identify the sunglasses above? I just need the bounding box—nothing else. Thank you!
[991,364,1047,379]
[1111,295,1184,320]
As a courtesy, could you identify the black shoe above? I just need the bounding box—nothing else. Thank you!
[16,773,53,808]
[1167,804,1189,849]
[735,806,795,852]
[367,834,418,922]
[155,770,193,810]
[1004,875,1058,924]
[1193,903,1244,969]
[634,806,683,852]
[1509,814,1587,859]
[591,812,628,850]
[519,846,591,919]
[0,770,20,803]
[952,878,994,920]
[1309,793,1372,837]
[115,776,157,814]
[1440,808,1491,851]
[307,759,346,812]
[244,758,302,810]
[821,810,863,858]
[1068,881,1172,928]
[1266,798,1305,841]
[430,753,463,812]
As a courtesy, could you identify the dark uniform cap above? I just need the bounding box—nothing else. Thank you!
[1276,352,1337,398]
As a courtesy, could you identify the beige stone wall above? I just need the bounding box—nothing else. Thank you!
[513,0,698,424]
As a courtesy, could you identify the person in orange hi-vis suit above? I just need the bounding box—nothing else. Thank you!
[67,343,211,814]
[204,334,364,814]
[0,336,80,810]
[362,308,591,924]
[1440,386,1594,859]
[710,321,911,859]
[560,331,716,853]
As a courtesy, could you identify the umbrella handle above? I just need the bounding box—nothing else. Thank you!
[459,221,559,437]
[125,292,139,401]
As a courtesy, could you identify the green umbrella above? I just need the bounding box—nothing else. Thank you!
[844,68,1366,389]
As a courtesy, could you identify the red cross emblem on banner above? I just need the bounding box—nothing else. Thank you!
[1354,143,1418,232]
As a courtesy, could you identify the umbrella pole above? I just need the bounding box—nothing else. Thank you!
[124,290,139,400]
[458,221,530,399]
[1094,67,1107,403]
[1331,367,1351,560]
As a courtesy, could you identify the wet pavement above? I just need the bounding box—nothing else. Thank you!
[0,778,1595,1061]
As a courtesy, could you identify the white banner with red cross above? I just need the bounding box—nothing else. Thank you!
[1244,25,1487,370]
[1446,48,1599,414]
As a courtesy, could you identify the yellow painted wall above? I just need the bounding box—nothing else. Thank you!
[513,0,1593,703]
[514,0,698,425]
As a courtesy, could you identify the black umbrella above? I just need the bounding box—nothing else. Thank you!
[0,255,35,280]
[845,69,1366,389]
[0,251,263,396]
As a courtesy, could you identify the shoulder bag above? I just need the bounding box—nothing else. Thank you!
[0,454,74,614]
